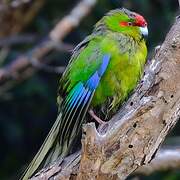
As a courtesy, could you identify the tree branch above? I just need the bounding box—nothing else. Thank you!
[30,16,180,180]
[136,148,180,175]
[0,0,45,37]
[31,147,180,179]
[0,34,37,46]
[0,0,97,95]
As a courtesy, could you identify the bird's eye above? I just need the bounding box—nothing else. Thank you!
[128,22,133,26]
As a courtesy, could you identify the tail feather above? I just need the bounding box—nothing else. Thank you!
[21,54,111,180]
[21,85,94,180]
[21,113,63,180]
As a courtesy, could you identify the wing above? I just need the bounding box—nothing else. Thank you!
[59,54,111,155]
[57,35,111,155]
[21,36,111,180]
[58,34,100,96]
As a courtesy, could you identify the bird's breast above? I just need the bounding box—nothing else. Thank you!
[91,36,147,114]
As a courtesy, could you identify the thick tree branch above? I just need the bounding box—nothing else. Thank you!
[0,0,97,95]
[31,16,180,180]
[31,148,180,179]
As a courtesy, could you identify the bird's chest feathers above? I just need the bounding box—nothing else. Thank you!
[101,35,145,69]
[92,35,146,106]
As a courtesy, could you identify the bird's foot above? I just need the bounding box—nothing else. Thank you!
[88,109,106,125]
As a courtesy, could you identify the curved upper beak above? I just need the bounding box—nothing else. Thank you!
[140,26,148,38]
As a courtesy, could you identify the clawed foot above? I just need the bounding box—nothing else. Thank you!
[88,109,106,125]
[88,109,109,133]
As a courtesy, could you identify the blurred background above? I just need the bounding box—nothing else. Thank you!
[0,0,179,179]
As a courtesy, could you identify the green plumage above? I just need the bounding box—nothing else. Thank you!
[21,8,147,180]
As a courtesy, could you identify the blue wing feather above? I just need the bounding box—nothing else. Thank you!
[59,54,111,153]
[66,54,110,110]
[98,54,111,76]
[86,72,100,90]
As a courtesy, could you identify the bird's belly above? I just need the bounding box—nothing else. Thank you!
[91,56,142,110]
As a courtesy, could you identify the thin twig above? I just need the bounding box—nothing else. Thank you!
[0,34,37,47]
[30,57,65,74]
[50,0,97,41]
[0,0,97,95]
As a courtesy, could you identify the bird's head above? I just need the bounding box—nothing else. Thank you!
[96,8,148,40]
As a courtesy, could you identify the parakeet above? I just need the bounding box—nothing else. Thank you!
[22,8,148,179]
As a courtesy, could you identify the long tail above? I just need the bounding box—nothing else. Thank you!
[21,54,111,180]
[21,83,95,180]
[21,113,64,180]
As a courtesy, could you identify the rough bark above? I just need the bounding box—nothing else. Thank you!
[31,16,180,180]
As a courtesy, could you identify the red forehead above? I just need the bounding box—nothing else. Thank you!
[135,14,147,27]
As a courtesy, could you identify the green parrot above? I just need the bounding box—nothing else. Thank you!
[21,8,148,179]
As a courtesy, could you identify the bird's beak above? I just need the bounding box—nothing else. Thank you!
[140,26,148,38]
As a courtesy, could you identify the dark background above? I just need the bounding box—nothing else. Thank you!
[0,0,179,179]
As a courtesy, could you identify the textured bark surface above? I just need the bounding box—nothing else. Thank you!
[31,16,180,180]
